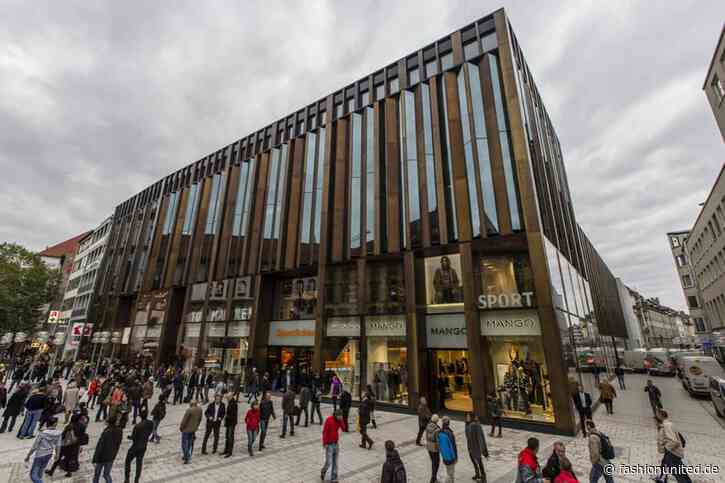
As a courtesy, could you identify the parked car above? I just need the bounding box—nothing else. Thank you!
[681,356,725,396]
[709,376,725,417]
[672,350,704,379]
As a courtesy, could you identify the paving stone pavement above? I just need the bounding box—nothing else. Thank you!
[0,373,723,482]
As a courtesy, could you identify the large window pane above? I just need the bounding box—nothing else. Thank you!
[439,77,458,240]
[162,192,179,235]
[301,133,317,245]
[313,128,326,245]
[273,144,289,239]
[182,184,200,235]
[457,68,482,237]
[232,161,251,237]
[240,158,256,237]
[350,114,363,251]
[400,90,421,247]
[262,148,281,240]
[421,84,439,242]
[365,107,375,252]
[205,173,225,235]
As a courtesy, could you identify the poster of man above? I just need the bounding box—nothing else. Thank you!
[425,254,464,305]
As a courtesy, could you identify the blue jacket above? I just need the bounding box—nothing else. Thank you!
[438,428,458,465]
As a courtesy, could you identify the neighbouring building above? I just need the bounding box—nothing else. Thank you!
[703,23,725,141]
[682,165,725,363]
[616,278,644,349]
[629,289,682,349]
[93,8,629,435]
[667,230,710,336]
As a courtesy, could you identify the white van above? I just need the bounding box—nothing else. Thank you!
[681,356,725,396]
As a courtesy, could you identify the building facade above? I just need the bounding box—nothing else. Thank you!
[667,230,710,335]
[93,9,627,435]
[704,23,725,141]
[616,278,644,349]
[629,290,682,349]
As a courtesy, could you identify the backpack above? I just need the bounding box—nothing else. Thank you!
[598,432,615,460]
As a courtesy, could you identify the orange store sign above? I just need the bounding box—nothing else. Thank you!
[268,320,316,347]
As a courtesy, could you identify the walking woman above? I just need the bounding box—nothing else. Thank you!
[330,374,342,412]
[45,413,83,478]
[245,401,261,457]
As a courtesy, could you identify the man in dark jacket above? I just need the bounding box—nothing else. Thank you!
[465,413,489,482]
[416,397,432,445]
[340,388,352,432]
[0,384,28,433]
[644,379,662,417]
[127,380,142,425]
[93,417,123,483]
[150,396,166,444]
[572,386,592,437]
[202,394,226,454]
[296,385,311,427]
[310,384,323,425]
[221,394,238,457]
[258,391,275,450]
[124,410,154,483]
[358,397,373,449]
[487,392,502,437]
[96,379,113,422]
[186,370,199,403]
[18,387,47,439]
[280,389,295,438]
[381,440,407,483]
[542,441,568,481]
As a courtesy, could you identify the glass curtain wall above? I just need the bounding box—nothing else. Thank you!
[420,83,440,244]
[438,77,459,241]
[365,107,376,253]
[350,113,363,255]
[399,90,421,247]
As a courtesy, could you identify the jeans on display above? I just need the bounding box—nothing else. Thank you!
[30,454,52,483]
[321,443,338,482]
[92,462,113,483]
[181,432,195,462]
[19,409,42,438]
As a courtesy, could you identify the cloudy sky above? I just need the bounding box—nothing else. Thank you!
[1,0,723,310]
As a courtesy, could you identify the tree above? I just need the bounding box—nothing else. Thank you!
[0,243,62,335]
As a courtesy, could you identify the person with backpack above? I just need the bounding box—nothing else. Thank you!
[585,420,614,483]
[124,409,154,483]
[425,414,442,483]
[310,383,323,425]
[644,380,662,418]
[381,440,407,483]
[465,412,489,482]
[656,410,692,483]
[515,437,544,483]
[339,387,352,432]
[45,412,83,478]
[416,396,432,445]
[25,416,62,483]
[321,409,343,483]
[150,395,166,444]
[438,417,458,483]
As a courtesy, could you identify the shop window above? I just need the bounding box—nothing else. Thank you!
[366,315,408,405]
[366,263,405,314]
[479,255,535,309]
[325,266,359,316]
[323,317,361,399]
[274,277,318,320]
[424,254,464,312]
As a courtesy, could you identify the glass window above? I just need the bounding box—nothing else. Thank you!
[421,83,439,242]
[488,55,522,230]
[464,41,479,60]
[301,133,317,245]
[426,60,438,77]
[479,255,535,309]
[440,52,453,71]
[262,148,281,241]
[232,160,251,237]
[400,90,421,247]
[335,103,343,119]
[365,107,376,253]
[313,127,326,245]
[162,192,179,235]
[457,67,482,237]
[366,317,408,404]
[273,144,289,239]
[325,266,359,316]
[682,274,692,288]
[367,262,405,314]
[182,184,200,235]
[376,84,385,101]
[205,173,224,235]
[481,32,497,52]
[323,328,361,399]
[439,76,459,240]
[350,113,363,252]
[240,159,256,237]
[274,277,318,320]
[321,111,327,126]
[468,62,499,233]
[408,67,419,85]
[425,254,464,310]
[670,236,680,248]
[361,91,370,106]
[389,78,400,94]
[347,98,356,113]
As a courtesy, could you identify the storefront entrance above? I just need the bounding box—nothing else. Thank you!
[430,349,473,413]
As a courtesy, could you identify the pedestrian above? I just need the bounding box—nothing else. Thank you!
[222,393,239,457]
[358,396,374,450]
[0,382,7,410]
[364,385,378,428]
[465,413,489,482]
[585,420,614,483]
[124,409,154,483]
[321,409,343,483]
[553,458,578,483]
[310,383,323,425]
[258,391,275,451]
[381,440,407,483]
[45,413,83,478]
[644,379,663,418]
[127,380,142,425]
[515,437,543,483]
[614,364,626,390]
[245,401,261,456]
[18,386,47,439]
[179,400,203,464]
[173,372,184,405]
[330,374,342,412]
[417,396,432,445]
[150,395,166,444]
[0,384,27,433]
[62,381,80,424]
[196,370,206,402]
[96,378,112,422]
[542,441,568,481]
[657,410,692,483]
[246,369,259,404]
[487,392,503,437]
[425,414,442,483]
[142,377,154,413]
[340,387,352,432]
[92,416,123,483]
[296,383,311,427]
[204,370,214,403]
[572,385,592,437]
[598,379,617,415]
[201,394,226,455]
[25,416,62,483]
[280,388,296,438]
[438,417,458,483]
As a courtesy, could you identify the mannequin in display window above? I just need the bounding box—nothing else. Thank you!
[374,365,387,402]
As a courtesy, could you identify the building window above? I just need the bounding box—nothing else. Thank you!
[162,192,179,235]
[204,174,224,235]
[457,67,484,237]
[687,295,699,308]
[361,91,370,106]
[439,75,459,240]
[424,254,464,309]
[301,133,317,247]
[313,128,327,247]
[365,107,376,253]
[366,319,408,405]
[682,274,693,288]
[347,98,356,113]
[408,67,419,85]
[274,277,318,320]
[421,83,439,243]
[325,266,359,317]
[400,90,421,247]
[367,262,405,315]
[350,113,363,253]
[376,84,385,101]
[481,32,497,52]
[425,60,438,78]
[181,183,200,235]
[675,254,687,267]
[479,255,536,308]
[389,78,400,94]
[232,159,255,237]
[440,52,453,71]
[463,41,479,60]
[670,236,680,248]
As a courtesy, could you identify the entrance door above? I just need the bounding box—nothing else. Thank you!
[431,349,473,413]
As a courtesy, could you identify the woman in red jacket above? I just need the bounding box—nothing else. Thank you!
[245,401,261,457]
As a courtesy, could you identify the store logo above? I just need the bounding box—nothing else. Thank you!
[431,327,467,336]
[477,292,534,309]
[483,317,536,330]
[276,329,315,338]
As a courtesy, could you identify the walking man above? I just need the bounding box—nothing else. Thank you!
[150,395,166,444]
[25,416,62,483]
[124,409,154,483]
[417,396,432,446]
[572,385,592,437]
[358,396,373,450]
[296,384,311,427]
[92,417,123,483]
[657,410,692,483]
[487,392,503,437]
[201,394,226,454]
[425,414,441,483]
[179,400,202,464]
[465,413,489,482]
[614,364,626,390]
[586,420,614,483]
[644,379,663,418]
[280,388,295,438]
[18,386,47,439]
[310,383,323,425]
[321,409,343,483]
[258,391,275,451]
[340,388,352,432]
[598,379,617,415]
[221,393,238,457]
